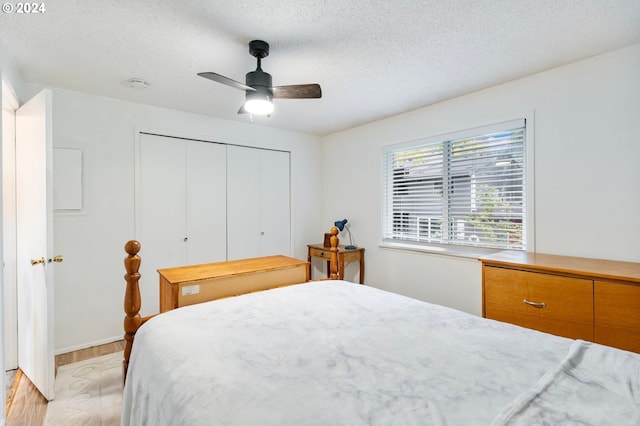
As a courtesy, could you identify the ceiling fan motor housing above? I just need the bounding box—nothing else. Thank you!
[246,70,273,95]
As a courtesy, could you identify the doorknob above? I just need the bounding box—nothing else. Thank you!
[49,255,64,263]
[31,257,45,265]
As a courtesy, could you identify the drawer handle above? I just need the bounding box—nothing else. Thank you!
[523,299,546,309]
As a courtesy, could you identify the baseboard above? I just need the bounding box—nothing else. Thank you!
[55,335,124,356]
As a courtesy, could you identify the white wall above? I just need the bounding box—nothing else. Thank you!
[0,39,24,103]
[21,86,323,353]
[320,44,640,316]
[0,37,25,426]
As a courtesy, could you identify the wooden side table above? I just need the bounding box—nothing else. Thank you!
[307,244,365,284]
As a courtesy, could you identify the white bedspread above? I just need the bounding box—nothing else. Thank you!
[122,280,640,425]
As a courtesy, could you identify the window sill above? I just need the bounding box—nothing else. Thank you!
[378,240,508,261]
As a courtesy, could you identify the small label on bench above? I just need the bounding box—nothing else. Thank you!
[182,285,200,296]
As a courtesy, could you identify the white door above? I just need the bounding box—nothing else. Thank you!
[15,89,55,400]
[138,133,187,316]
[137,134,226,315]
[185,140,227,265]
[227,146,262,260]
[260,149,291,257]
[227,146,291,260]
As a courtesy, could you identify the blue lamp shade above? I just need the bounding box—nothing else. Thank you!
[333,219,357,249]
[334,219,348,232]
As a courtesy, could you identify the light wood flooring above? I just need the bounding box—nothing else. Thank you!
[5,340,125,426]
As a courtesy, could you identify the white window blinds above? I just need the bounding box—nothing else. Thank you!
[382,119,526,250]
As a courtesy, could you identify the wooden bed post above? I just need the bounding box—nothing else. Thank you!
[123,240,142,385]
[329,226,340,280]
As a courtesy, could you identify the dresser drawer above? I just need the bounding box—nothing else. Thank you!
[309,247,332,260]
[595,280,640,352]
[484,265,594,340]
[309,246,361,263]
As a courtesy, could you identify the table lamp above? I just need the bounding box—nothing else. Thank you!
[334,219,357,249]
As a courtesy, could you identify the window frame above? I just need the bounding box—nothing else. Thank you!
[380,116,535,258]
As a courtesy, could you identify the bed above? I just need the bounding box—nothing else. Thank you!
[120,231,640,425]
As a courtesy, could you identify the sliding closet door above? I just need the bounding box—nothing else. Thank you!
[137,134,226,315]
[227,145,290,260]
[227,146,261,260]
[138,134,187,315]
[185,140,227,265]
[260,149,291,256]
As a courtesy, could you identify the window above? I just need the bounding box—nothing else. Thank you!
[382,119,528,251]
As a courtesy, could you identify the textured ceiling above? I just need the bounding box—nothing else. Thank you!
[1,0,639,136]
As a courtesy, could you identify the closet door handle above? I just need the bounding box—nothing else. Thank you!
[523,299,546,308]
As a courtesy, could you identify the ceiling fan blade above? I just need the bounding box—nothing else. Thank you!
[272,84,322,99]
[198,72,255,92]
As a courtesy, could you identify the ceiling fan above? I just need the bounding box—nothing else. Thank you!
[198,40,322,116]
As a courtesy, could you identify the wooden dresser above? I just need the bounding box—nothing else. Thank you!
[480,251,640,353]
[158,255,309,312]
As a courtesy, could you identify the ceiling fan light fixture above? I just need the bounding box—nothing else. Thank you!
[244,91,274,115]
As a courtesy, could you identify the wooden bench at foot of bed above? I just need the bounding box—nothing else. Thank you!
[122,226,341,384]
